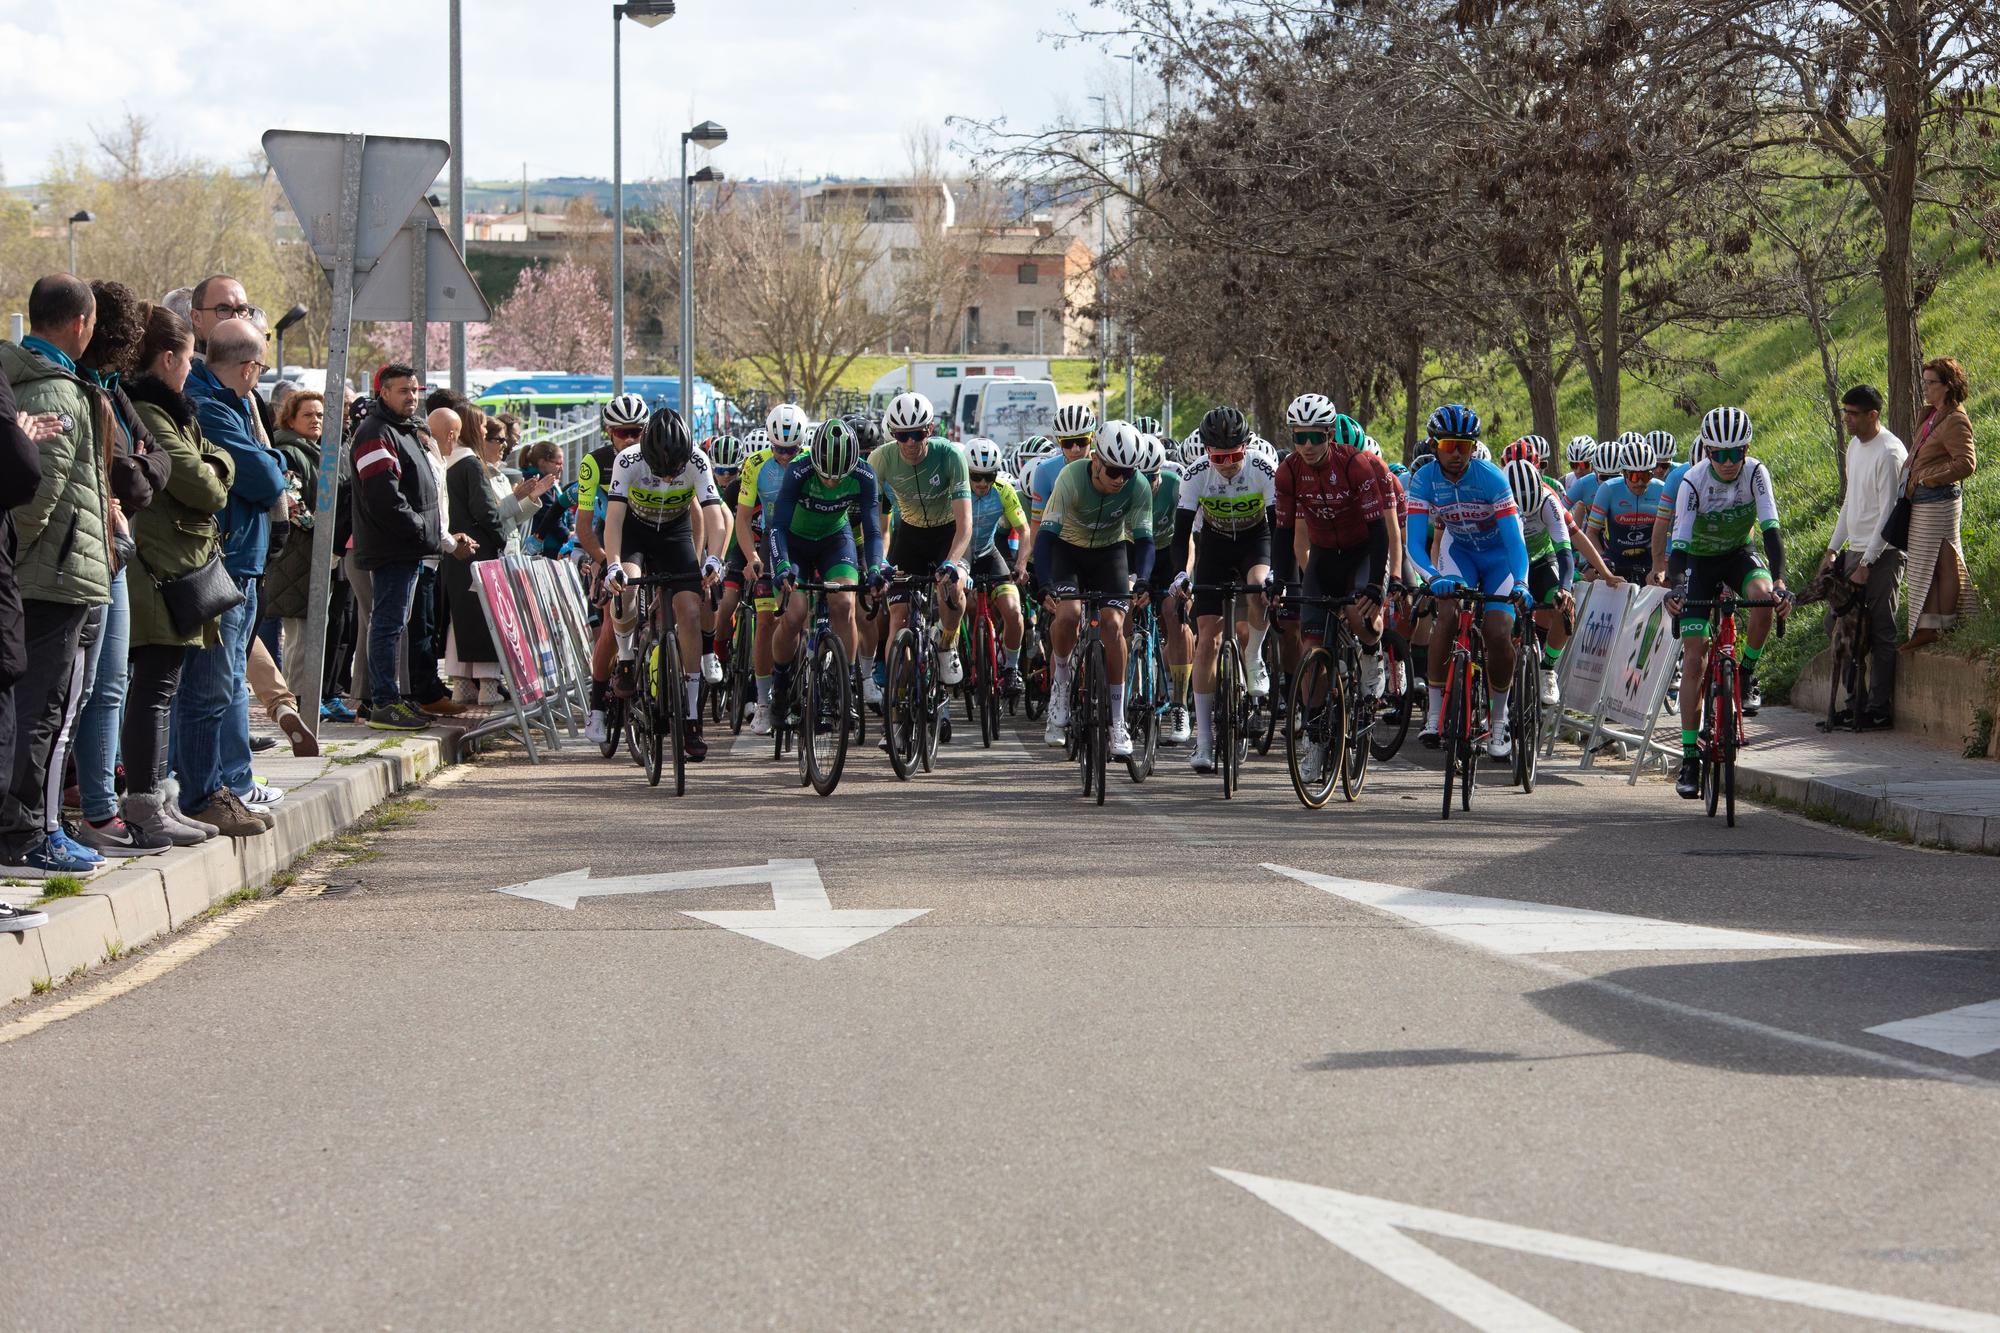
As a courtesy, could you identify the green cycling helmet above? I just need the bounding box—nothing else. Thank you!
[1331,414,1368,449]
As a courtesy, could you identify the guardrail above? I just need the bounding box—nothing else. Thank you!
[521,408,604,483]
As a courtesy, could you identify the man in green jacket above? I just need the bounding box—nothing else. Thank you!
[0,275,113,876]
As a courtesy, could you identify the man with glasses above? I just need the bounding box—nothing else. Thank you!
[1275,406,1394,705]
[580,394,649,744]
[1026,405,1097,558]
[1665,406,1790,795]
[867,392,974,690]
[1816,384,1905,729]
[186,274,256,355]
[740,406,811,733]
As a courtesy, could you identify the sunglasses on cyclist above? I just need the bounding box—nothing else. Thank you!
[1708,446,1746,464]
[1098,463,1134,481]
[891,427,929,444]
[1206,448,1245,466]
[1292,430,1328,447]
[608,426,643,441]
[1433,437,1476,456]
[969,470,997,482]
[1057,435,1091,450]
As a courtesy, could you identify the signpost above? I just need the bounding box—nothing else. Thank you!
[262,129,485,730]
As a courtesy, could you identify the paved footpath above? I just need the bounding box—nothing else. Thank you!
[3,711,1999,1329]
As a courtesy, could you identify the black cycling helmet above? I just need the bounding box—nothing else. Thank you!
[641,406,695,478]
[844,412,885,455]
[1199,405,1251,451]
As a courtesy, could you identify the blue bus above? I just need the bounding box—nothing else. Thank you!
[476,374,720,439]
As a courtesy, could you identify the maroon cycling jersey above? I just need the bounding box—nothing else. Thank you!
[1275,445,1390,548]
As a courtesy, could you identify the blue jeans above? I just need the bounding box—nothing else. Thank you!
[172,575,258,812]
[367,560,421,708]
[75,569,130,822]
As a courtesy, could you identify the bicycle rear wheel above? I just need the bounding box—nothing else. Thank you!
[637,634,664,788]
[1514,648,1540,793]
[599,693,624,760]
[804,633,851,796]
[1439,654,1462,821]
[1217,641,1242,799]
[1287,647,1342,809]
[1087,638,1109,805]
[885,630,919,781]
[1339,636,1370,802]
[1370,631,1414,761]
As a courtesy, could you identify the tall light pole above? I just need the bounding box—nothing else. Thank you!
[66,209,93,273]
[612,1,676,395]
[1089,95,1109,422]
[274,302,309,375]
[449,0,466,394]
[1113,52,1139,419]
[680,121,727,432]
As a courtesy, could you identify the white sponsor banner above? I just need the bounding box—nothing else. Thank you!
[1564,582,1630,701]
[1600,586,1676,730]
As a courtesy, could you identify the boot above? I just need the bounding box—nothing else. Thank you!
[124,791,209,847]
[161,777,221,839]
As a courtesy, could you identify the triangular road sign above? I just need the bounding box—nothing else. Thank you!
[353,203,492,322]
[263,130,448,274]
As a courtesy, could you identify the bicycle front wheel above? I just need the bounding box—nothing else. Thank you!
[1217,641,1242,799]
[885,630,920,781]
[1439,654,1462,821]
[1287,647,1342,809]
[661,636,686,798]
[1514,648,1540,793]
[1087,637,1109,806]
[1339,636,1370,803]
[805,633,851,797]
[1717,657,1739,825]
[637,635,664,788]
[974,614,996,748]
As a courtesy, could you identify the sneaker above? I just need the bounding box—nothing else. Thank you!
[1166,705,1190,744]
[862,675,884,707]
[1189,740,1215,773]
[1248,655,1271,698]
[1110,720,1134,758]
[366,702,431,732]
[189,789,270,838]
[1300,740,1329,782]
[939,649,964,685]
[123,791,207,848]
[1419,721,1441,749]
[585,710,608,744]
[1743,677,1763,716]
[1487,730,1513,760]
[1539,671,1561,707]
[683,724,708,763]
[276,706,321,756]
[49,829,104,866]
[419,696,470,717]
[701,652,724,685]
[1002,666,1024,696]
[250,734,279,753]
[78,815,169,857]
[0,901,49,932]
[241,782,285,811]
[749,703,773,736]
[1047,692,1070,729]
[612,661,637,699]
[1043,715,1067,747]
[1360,653,1386,701]
[13,834,101,876]
[321,696,358,723]
[1675,757,1702,799]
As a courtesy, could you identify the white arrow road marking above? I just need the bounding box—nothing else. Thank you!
[494,859,927,960]
[1263,863,1851,955]
[1216,1169,2000,1332]
[1867,1000,2000,1059]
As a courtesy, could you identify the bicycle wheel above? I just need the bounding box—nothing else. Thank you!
[637,633,664,788]
[1143,628,1168,778]
[1024,626,1048,720]
[1249,631,1279,756]
[1514,648,1540,793]
[1461,666,1480,812]
[850,664,869,748]
[804,632,851,797]
[919,648,942,773]
[884,630,919,781]
[1087,638,1109,805]
[1339,636,1370,802]
[1717,657,1739,825]
[728,616,752,735]
[599,693,624,760]
[1287,647,1342,809]
[1217,641,1242,798]
[661,635,686,798]
[1439,654,1462,821]
[974,615,996,748]
[1370,631,1414,762]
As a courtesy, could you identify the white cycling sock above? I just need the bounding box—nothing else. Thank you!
[684,673,701,715]
[1194,691,1215,743]
[616,629,635,659]
[1052,657,1074,692]
[1109,682,1127,719]
[1002,645,1019,668]
[1246,621,1270,668]
[1491,693,1510,733]
[1427,684,1443,724]
[756,676,772,705]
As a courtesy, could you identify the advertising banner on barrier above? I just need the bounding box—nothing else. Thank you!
[477,560,544,703]
[1600,587,1676,730]
[1565,582,1630,703]
[505,556,561,685]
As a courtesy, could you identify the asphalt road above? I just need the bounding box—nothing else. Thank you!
[4,711,1998,1330]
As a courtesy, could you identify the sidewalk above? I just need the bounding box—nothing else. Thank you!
[1736,705,2000,853]
[0,725,452,1007]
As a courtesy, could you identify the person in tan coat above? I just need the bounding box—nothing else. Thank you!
[1903,357,1979,651]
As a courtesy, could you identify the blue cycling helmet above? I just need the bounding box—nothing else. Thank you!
[1426,403,1482,441]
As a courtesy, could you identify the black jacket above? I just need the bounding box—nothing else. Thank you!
[348,404,453,571]
[0,365,44,688]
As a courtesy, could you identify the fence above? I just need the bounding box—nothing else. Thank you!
[464,554,597,761]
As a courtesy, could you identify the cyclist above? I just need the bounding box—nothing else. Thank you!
[963,437,1029,694]
[1168,404,1278,773]
[1563,435,1602,529]
[1665,406,1790,797]
[738,405,810,733]
[581,393,651,744]
[1027,405,1097,538]
[1405,403,1532,760]
[601,408,730,762]
[1274,405,1393,709]
[1588,434,1666,585]
[867,392,974,686]
[768,418,883,714]
[1033,420,1155,757]
[1140,431,1194,743]
[700,432,746,683]
[713,428,763,712]
[1650,434,1701,585]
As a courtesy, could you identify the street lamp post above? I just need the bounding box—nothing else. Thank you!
[1088,95,1109,422]
[274,303,309,377]
[680,120,728,431]
[66,209,94,273]
[612,1,676,395]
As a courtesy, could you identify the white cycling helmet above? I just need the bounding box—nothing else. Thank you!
[1566,434,1597,464]
[743,426,770,450]
[1471,441,1493,463]
[1593,437,1620,476]
[1247,435,1279,468]
[1697,406,1752,452]
[707,433,746,469]
[601,393,649,429]
[1505,458,1545,514]
[1178,433,1205,467]
[1285,393,1339,429]
[1130,414,1163,437]
[1017,434,1056,465]
[1362,435,1384,457]
[1094,420,1146,470]
[1052,403,1098,440]
[1615,434,1654,473]
[767,403,809,447]
[1645,429,1677,464]
[1136,433,1167,476]
[882,391,936,436]
[964,437,1004,473]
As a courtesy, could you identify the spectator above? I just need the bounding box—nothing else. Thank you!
[123,307,247,842]
[185,274,253,355]
[175,317,287,830]
[261,390,328,697]
[349,365,476,732]
[401,408,463,718]
[1903,357,1980,651]
[0,275,114,876]
[0,363,53,924]
[1818,384,1907,728]
[72,281,174,854]
[441,413,554,705]
[520,440,572,559]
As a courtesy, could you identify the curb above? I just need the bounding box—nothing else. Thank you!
[1734,761,2000,854]
[0,735,451,1006]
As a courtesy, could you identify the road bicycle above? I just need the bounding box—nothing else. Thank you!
[1370,581,1418,762]
[723,591,756,735]
[622,572,702,795]
[1430,587,1527,820]
[773,580,858,797]
[1022,600,1052,721]
[1122,596,1169,780]
[1679,591,1787,826]
[1059,590,1124,804]
[882,570,952,780]
[1279,591,1378,808]
[1186,582,1268,799]
[962,575,1013,748]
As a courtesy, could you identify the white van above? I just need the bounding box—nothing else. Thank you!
[965,378,1060,453]
[867,358,1056,419]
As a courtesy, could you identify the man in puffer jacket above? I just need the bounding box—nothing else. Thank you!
[0,275,112,876]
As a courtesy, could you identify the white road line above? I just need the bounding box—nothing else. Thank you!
[1217,1169,2000,1332]
[1866,1001,2000,1059]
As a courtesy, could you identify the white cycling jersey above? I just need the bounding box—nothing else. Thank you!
[1177,455,1277,538]
[607,444,722,529]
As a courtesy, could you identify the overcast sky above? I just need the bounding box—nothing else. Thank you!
[0,0,1126,187]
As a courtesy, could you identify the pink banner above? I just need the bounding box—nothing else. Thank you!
[477,560,544,703]
[505,556,562,683]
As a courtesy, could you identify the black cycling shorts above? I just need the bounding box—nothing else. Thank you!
[1049,540,1131,613]
[970,546,1015,586]
[620,520,699,581]
[1529,555,1563,607]
[1192,526,1272,619]
[1300,544,1371,640]
[888,522,956,604]
[1678,547,1770,638]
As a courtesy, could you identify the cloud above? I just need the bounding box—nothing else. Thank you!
[0,0,1119,185]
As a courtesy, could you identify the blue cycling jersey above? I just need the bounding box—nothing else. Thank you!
[1590,477,1666,572]
[1404,458,1530,592]
[1564,470,1601,513]
[1655,461,1693,522]
[1028,454,1068,519]
[969,476,1027,555]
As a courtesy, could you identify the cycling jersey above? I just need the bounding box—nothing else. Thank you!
[1590,477,1665,571]
[968,475,1027,556]
[1668,458,1779,556]
[1520,485,1573,563]
[868,437,970,529]
[1273,445,1388,549]
[1177,455,1277,538]
[1038,457,1153,549]
[1564,470,1601,515]
[768,458,883,573]
[605,444,722,530]
[1027,453,1069,523]
[1148,464,1182,545]
[1655,460,1693,524]
[576,441,619,530]
[1404,459,1530,599]
[738,445,801,535]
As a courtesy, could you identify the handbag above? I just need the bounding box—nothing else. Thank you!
[1881,460,1914,551]
[136,548,244,636]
